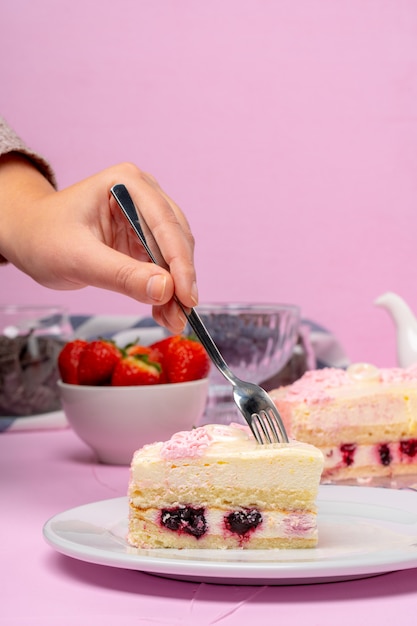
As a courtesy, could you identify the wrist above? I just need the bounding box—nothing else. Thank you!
[0,154,55,265]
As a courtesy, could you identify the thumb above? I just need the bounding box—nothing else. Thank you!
[68,241,175,305]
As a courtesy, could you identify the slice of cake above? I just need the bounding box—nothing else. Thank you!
[128,423,324,549]
[270,363,417,482]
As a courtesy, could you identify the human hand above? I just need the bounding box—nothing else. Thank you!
[0,156,198,333]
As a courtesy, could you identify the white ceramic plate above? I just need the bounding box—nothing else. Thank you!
[43,485,417,585]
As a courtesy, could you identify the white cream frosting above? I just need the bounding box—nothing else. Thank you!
[131,423,324,494]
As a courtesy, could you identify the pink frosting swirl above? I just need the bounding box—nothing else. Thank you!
[285,367,351,403]
[282,363,417,404]
[160,427,213,460]
[379,366,417,383]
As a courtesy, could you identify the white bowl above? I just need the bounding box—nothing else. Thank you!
[58,378,209,465]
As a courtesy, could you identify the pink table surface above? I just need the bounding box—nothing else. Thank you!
[1,426,417,626]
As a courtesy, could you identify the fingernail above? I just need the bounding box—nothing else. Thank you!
[190,281,199,305]
[147,274,167,302]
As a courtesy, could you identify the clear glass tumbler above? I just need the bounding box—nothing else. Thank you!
[193,303,300,425]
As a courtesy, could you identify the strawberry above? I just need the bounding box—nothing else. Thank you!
[58,339,88,384]
[163,336,210,383]
[125,343,169,382]
[148,336,178,369]
[126,344,154,357]
[77,339,122,386]
[111,354,162,386]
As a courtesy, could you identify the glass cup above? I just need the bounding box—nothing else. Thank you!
[0,305,73,417]
[192,303,300,425]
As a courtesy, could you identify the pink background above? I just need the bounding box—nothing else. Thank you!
[1,0,417,367]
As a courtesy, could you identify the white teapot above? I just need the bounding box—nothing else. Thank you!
[374,292,417,368]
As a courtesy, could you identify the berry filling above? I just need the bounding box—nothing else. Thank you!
[400,439,417,458]
[224,508,262,536]
[160,505,207,538]
[378,443,392,466]
[340,443,356,466]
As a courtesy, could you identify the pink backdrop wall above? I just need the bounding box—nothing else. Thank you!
[1,1,417,367]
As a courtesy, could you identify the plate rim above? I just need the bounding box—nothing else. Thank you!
[42,485,417,583]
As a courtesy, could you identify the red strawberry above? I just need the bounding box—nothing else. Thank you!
[77,340,122,386]
[163,336,210,383]
[148,336,178,369]
[125,343,169,382]
[111,354,162,386]
[58,339,88,384]
[126,344,153,357]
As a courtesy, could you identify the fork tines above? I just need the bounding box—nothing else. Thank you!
[250,409,287,445]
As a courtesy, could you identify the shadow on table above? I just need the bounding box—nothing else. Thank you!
[44,552,417,603]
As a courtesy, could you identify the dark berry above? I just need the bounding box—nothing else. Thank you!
[400,439,417,458]
[340,443,356,466]
[224,508,262,536]
[378,443,392,466]
[160,505,207,538]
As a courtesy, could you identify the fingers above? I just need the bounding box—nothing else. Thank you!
[152,300,189,335]
[65,237,174,302]
[74,239,188,334]
[108,164,198,309]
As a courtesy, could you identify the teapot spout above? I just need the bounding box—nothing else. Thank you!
[375,292,412,318]
[374,292,417,367]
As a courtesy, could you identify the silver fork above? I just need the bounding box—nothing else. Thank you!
[110,184,289,445]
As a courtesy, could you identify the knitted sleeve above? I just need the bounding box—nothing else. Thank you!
[0,116,57,264]
[0,116,57,188]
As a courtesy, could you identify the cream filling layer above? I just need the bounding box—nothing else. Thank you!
[322,441,417,473]
[131,508,318,540]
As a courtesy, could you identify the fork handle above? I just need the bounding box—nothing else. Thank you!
[185,308,236,384]
[111,184,236,385]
